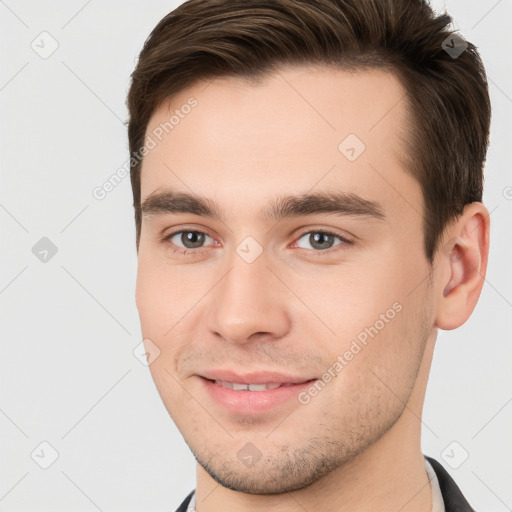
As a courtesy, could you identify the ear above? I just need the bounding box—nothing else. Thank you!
[434,202,490,330]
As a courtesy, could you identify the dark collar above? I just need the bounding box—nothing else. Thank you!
[426,456,476,512]
[175,489,194,512]
[174,456,476,512]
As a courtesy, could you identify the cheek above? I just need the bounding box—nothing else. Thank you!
[135,258,167,334]
[135,250,215,370]
[134,247,187,346]
[288,264,399,343]
[135,247,194,331]
[318,300,428,420]
[294,253,429,379]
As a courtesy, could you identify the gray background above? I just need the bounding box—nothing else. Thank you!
[0,0,510,510]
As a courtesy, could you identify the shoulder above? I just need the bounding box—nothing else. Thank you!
[172,460,477,512]
[174,489,195,512]
[425,456,476,512]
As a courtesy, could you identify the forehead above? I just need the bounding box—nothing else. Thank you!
[140,65,419,216]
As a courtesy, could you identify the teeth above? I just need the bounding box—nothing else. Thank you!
[215,380,282,391]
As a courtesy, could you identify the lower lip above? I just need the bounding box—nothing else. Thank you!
[199,377,317,414]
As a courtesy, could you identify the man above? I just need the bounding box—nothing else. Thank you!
[126,0,491,510]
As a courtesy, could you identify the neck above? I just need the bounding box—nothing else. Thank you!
[195,333,437,512]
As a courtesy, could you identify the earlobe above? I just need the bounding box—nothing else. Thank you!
[435,203,490,330]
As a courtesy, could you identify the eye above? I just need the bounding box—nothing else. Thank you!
[294,230,351,252]
[162,228,352,256]
[164,230,216,254]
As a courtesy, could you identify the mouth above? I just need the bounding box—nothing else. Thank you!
[199,369,316,386]
[205,379,305,391]
[198,375,318,414]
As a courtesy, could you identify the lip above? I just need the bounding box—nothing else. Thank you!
[199,369,315,385]
[198,375,318,414]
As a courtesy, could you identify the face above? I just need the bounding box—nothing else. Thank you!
[135,66,436,494]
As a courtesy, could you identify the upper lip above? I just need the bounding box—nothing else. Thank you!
[199,369,316,385]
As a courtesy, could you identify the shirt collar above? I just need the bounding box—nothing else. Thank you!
[186,458,445,512]
[187,490,196,512]
[425,457,446,512]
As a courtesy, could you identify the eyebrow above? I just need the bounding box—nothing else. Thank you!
[140,189,385,222]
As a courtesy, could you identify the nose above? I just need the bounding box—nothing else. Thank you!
[206,253,292,345]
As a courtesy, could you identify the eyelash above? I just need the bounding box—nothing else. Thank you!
[161,228,353,256]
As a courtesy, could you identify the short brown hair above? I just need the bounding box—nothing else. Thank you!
[126,0,490,261]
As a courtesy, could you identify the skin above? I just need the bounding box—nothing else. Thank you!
[135,65,489,511]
